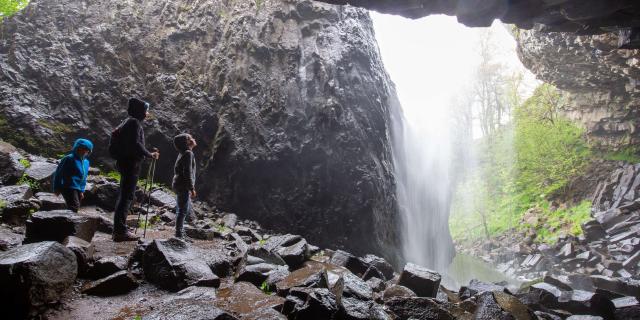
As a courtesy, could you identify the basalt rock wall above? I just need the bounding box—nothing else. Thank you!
[517,28,640,150]
[0,0,401,260]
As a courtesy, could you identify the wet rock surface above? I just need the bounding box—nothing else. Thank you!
[24,210,100,243]
[0,241,77,318]
[0,0,400,262]
[314,0,640,33]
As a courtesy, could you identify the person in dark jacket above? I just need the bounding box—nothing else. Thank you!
[52,138,94,212]
[112,97,160,242]
[172,133,197,238]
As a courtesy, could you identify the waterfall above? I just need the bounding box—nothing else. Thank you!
[390,97,455,272]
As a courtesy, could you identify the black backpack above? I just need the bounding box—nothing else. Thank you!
[108,119,128,160]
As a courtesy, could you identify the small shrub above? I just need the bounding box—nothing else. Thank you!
[260,280,272,295]
[18,158,31,168]
[18,174,40,191]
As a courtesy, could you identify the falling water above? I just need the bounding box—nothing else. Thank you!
[390,98,455,272]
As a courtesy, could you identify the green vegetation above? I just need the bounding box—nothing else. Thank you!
[260,280,272,295]
[215,224,231,233]
[17,174,40,191]
[0,0,29,21]
[0,200,6,211]
[138,215,161,230]
[450,84,594,244]
[104,171,121,181]
[600,146,640,164]
[18,158,30,168]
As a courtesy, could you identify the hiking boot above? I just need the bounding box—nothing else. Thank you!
[175,234,193,243]
[113,231,140,242]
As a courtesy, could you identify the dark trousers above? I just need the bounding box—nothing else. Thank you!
[113,160,141,234]
[175,189,192,237]
[61,188,81,213]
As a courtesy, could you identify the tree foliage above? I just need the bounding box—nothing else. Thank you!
[0,0,29,21]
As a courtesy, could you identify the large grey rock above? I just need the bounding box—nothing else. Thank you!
[84,179,119,211]
[282,287,339,320]
[0,226,24,251]
[398,262,441,298]
[142,238,219,291]
[0,241,77,318]
[35,192,67,211]
[81,271,138,296]
[24,161,57,191]
[63,236,94,275]
[213,282,285,319]
[24,210,100,243]
[0,0,400,261]
[276,261,328,296]
[88,256,128,279]
[0,141,26,185]
[149,189,177,209]
[0,184,35,225]
[385,297,454,320]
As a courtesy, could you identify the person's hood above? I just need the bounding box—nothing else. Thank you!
[128,97,149,120]
[72,138,93,157]
[173,133,190,152]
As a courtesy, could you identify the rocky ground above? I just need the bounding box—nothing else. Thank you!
[1,141,640,319]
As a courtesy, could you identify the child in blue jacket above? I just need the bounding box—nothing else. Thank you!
[53,138,93,212]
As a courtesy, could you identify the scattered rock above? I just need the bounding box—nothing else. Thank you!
[63,236,94,275]
[149,189,177,209]
[282,287,339,320]
[382,285,417,303]
[81,271,138,296]
[142,238,219,291]
[88,256,128,279]
[330,250,369,276]
[0,225,24,251]
[398,262,441,298]
[0,241,77,318]
[222,213,238,228]
[214,282,285,318]
[385,297,454,320]
[24,210,99,243]
[24,161,57,191]
[0,141,26,185]
[35,192,67,211]
[276,261,327,296]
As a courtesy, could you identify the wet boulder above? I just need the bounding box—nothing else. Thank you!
[196,247,238,278]
[213,282,285,319]
[0,225,24,251]
[473,291,530,320]
[335,270,373,301]
[0,184,36,225]
[0,141,26,184]
[459,279,508,300]
[236,262,288,287]
[84,179,119,211]
[339,296,376,320]
[35,192,67,211]
[361,254,395,280]
[24,210,100,243]
[135,288,225,319]
[88,255,128,279]
[24,161,57,191]
[382,284,417,303]
[63,236,94,275]
[590,275,640,297]
[149,189,177,209]
[276,261,328,296]
[2,198,41,225]
[81,270,138,296]
[262,234,310,269]
[385,297,454,320]
[398,262,441,298]
[613,296,640,320]
[142,238,220,291]
[330,249,369,276]
[221,213,238,228]
[184,225,217,240]
[282,287,339,320]
[0,241,77,318]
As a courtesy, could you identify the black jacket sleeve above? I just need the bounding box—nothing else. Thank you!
[183,151,195,191]
[123,118,153,159]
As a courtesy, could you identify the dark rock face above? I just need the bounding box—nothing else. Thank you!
[0,0,400,261]
[314,0,640,32]
[0,241,77,318]
[516,29,640,150]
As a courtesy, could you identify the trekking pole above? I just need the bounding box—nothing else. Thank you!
[134,158,154,235]
[143,157,157,238]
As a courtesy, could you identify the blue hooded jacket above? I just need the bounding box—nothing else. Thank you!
[52,138,93,192]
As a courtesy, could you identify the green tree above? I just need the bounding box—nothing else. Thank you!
[0,0,29,21]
